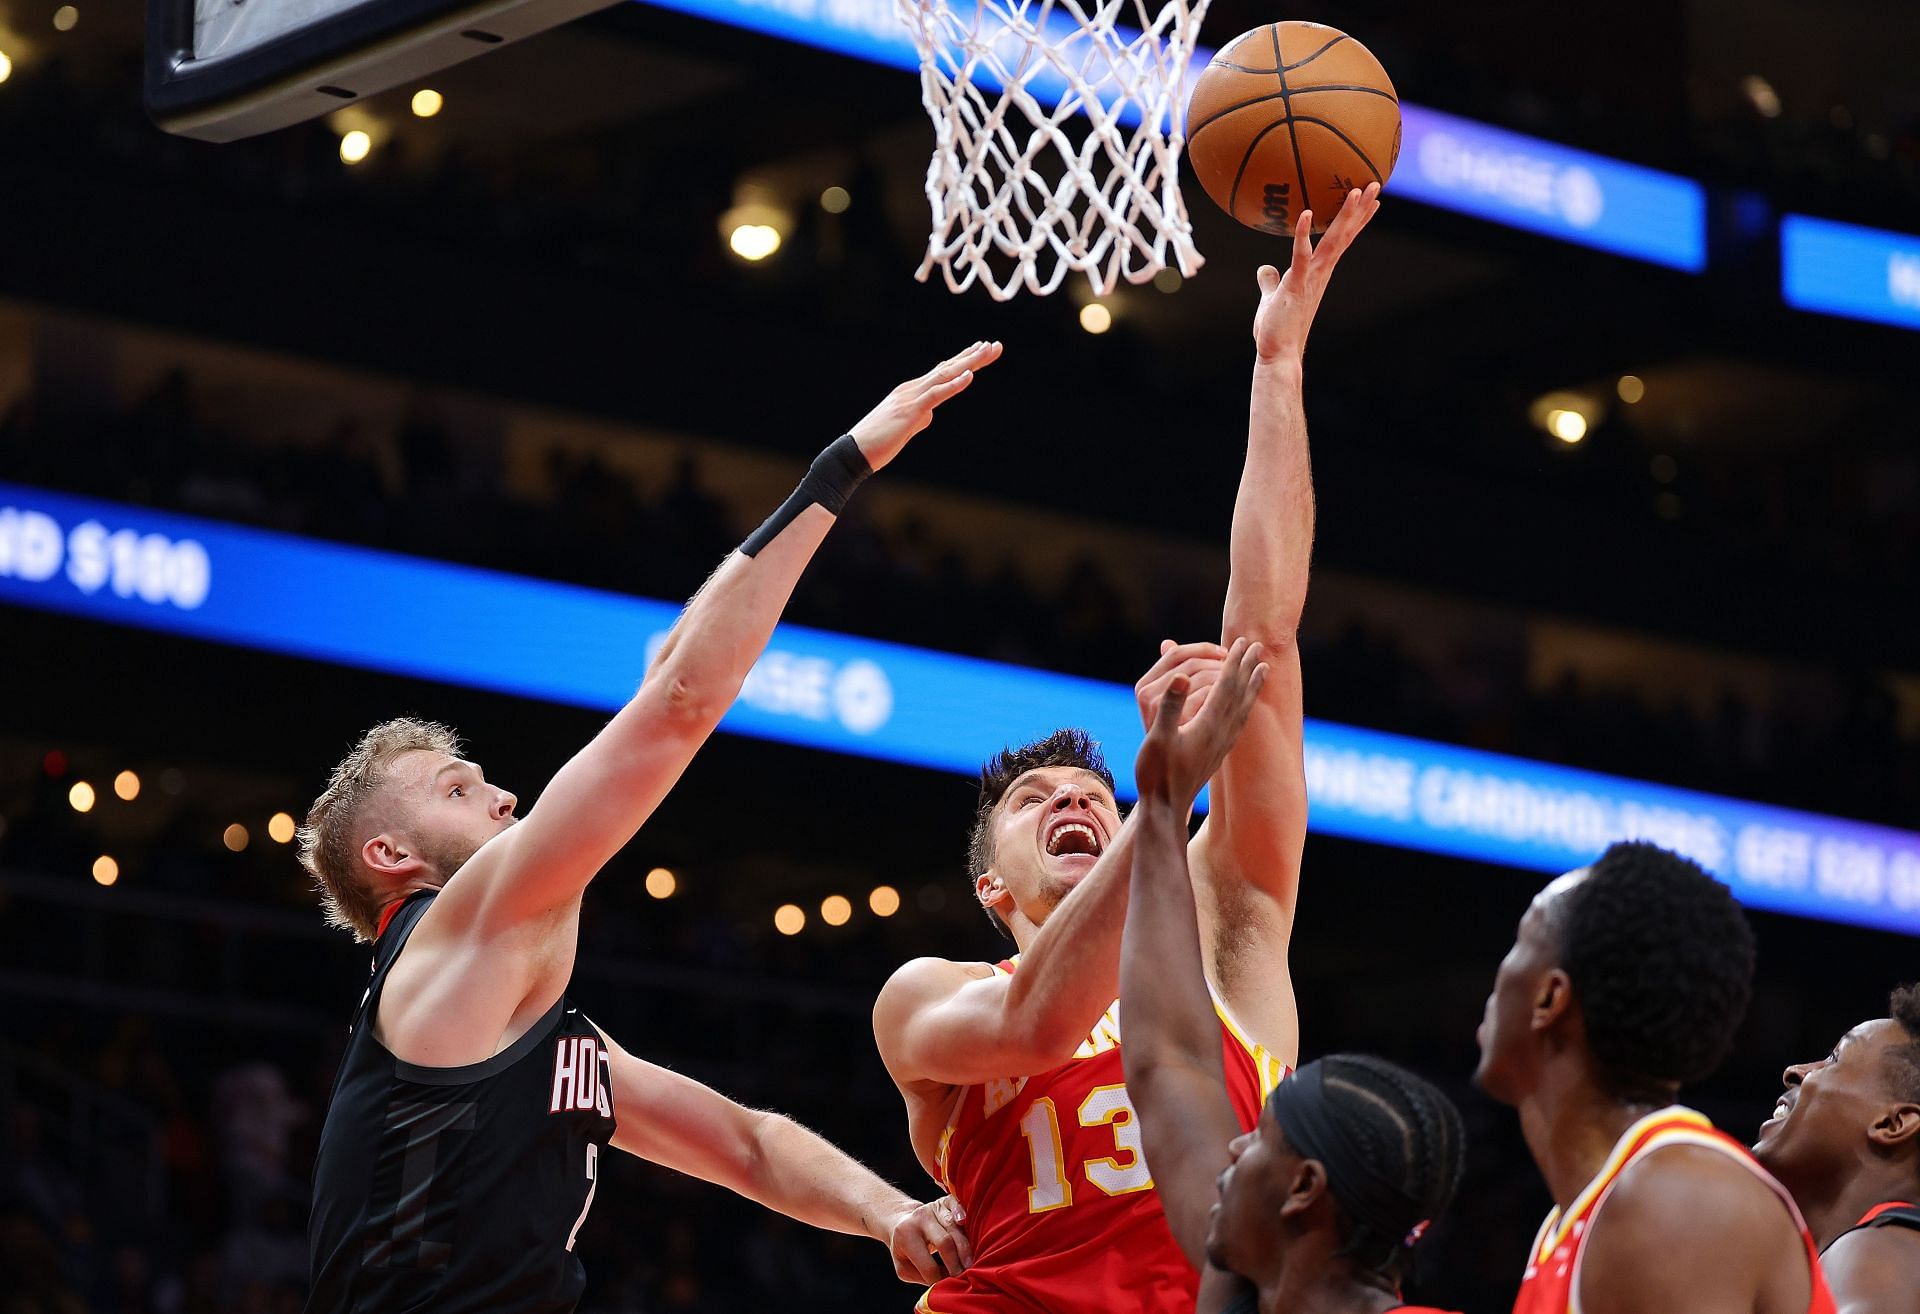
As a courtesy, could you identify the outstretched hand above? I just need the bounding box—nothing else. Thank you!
[850,341,1004,472]
[1252,182,1381,363]
[1134,639,1228,733]
[1133,637,1268,808]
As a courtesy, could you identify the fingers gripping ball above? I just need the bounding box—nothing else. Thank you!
[1186,22,1400,235]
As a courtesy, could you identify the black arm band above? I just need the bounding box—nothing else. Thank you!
[740,434,873,558]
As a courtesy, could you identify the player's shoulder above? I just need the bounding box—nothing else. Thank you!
[878,956,998,1007]
[1601,1139,1795,1250]
[1578,1142,1800,1313]
[1824,1220,1920,1309]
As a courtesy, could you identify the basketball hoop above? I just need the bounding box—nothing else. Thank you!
[897,0,1213,300]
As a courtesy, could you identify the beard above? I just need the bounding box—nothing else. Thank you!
[412,830,487,885]
[1026,872,1078,923]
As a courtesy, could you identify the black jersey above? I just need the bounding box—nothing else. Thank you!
[307,892,617,1314]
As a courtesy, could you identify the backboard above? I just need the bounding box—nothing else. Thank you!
[146,0,619,142]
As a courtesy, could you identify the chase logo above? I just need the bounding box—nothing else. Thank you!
[645,633,895,734]
[1416,131,1606,230]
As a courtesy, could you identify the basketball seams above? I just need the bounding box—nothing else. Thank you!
[1188,91,1287,142]
[1275,84,1398,105]
[1228,119,1301,225]
[1283,33,1349,71]
[1273,26,1311,232]
[1289,115,1385,183]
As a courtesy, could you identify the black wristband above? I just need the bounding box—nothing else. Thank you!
[740,434,873,558]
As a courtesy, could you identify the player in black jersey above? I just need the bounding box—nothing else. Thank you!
[299,343,999,1313]
[1752,982,1920,1313]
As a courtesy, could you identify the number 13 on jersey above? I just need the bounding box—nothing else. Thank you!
[1018,1084,1153,1212]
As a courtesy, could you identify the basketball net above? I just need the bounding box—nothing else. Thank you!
[897,0,1212,299]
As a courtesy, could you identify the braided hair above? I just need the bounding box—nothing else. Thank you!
[1270,1054,1466,1284]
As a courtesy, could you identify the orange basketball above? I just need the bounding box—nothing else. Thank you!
[1186,22,1400,235]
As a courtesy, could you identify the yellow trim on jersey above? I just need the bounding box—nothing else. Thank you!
[1534,1105,1710,1261]
[998,953,1287,1096]
[1209,986,1289,1102]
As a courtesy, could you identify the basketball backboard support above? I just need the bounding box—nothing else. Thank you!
[146,0,620,142]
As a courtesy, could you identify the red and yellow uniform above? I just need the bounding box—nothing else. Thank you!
[920,958,1288,1314]
[1513,1106,1836,1314]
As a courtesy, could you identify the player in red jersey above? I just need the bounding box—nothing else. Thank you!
[871,187,1381,1314]
[1122,668,1466,1314]
[1476,841,1834,1314]
[1752,983,1920,1313]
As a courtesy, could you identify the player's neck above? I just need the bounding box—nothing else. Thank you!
[1796,1161,1919,1251]
[1523,1067,1673,1212]
[1258,1266,1402,1314]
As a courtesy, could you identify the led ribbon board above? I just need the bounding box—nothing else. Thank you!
[3,481,1916,935]
[629,0,1706,269]
[1782,214,1920,331]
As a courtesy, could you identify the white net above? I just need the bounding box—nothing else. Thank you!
[897,0,1212,300]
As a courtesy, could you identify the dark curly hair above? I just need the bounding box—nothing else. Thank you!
[1885,982,1920,1105]
[1314,1055,1467,1283]
[1550,840,1756,1098]
[967,728,1115,936]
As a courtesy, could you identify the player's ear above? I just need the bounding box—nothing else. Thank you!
[1532,967,1575,1035]
[1868,1102,1920,1152]
[1277,1157,1331,1220]
[975,869,1009,916]
[363,832,424,879]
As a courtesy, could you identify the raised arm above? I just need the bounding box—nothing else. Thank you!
[1122,641,1268,1273]
[600,1031,972,1285]
[436,342,1001,936]
[873,641,1227,1090]
[1190,188,1379,1051]
[875,820,1139,1088]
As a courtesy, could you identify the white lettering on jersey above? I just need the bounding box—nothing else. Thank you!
[549,1035,613,1117]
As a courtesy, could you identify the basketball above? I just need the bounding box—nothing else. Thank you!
[1186,22,1400,235]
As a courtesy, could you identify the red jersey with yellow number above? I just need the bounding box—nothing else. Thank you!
[918,958,1288,1314]
[1512,1107,1836,1314]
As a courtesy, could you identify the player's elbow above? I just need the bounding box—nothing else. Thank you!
[643,666,724,730]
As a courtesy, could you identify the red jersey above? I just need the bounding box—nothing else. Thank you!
[1513,1107,1836,1314]
[917,959,1288,1314]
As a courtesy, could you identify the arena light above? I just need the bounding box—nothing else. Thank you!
[0,51,12,84]
[223,822,250,852]
[1153,268,1182,293]
[869,885,901,917]
[267,811,297,843]
[645,867,677,899]
[53,5,78,30]
[720,196,790,264]
[42,750,66,777]
[68,781,95,813]
[114,770,140,801]
[1079,303,1113,335]
[820,185,850,214]
[820,894,853,926]
[1547,409,1588,444]
[1742,74,1782,119]
[410,88,444,118]
[1616,375,1645,404]
[773,903,805,935]
[339,130,372,164]
[729,224,781,261]
[92,855,118,886]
